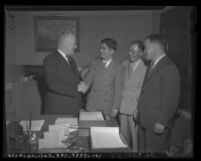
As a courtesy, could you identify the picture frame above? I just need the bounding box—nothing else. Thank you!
[34,16,79,52]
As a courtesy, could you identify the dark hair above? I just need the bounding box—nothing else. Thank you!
[101,38,117,51]
[130,40,144,51]
[145,34,166,49]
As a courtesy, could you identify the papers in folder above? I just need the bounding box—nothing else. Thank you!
[90,127,127,149]
[79,111,104,121]
[19,120,44,131]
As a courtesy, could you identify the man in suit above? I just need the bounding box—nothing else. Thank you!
[119,41,147,152]
[138,34,180,152]
[78,38,124,117]
[43,31,82,116]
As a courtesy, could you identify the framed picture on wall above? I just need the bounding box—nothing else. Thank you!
[34,16,79,52]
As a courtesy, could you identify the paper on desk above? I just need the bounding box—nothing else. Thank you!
[48,124,69,134]
[38,133,67,149]
[20,120,44,131]
[39,126,68,149]
[55,117,78,126]
[90,127,127,149]
[79,111,104,121]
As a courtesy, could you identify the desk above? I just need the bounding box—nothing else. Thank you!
[7,115,130,153]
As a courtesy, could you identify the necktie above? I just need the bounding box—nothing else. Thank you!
[103,61,107,69]
[66,56,75,72]
[148,61,154,75]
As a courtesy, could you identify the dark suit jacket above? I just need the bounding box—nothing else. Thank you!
[43,52,82,116]
[138,55,180,130]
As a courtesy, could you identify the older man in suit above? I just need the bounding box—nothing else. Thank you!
[43,31,82,116]
[138,34,180,152]
[119,41,147,152]
[78,38,124,117]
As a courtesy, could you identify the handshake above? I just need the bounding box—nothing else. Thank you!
[78,81,89,93]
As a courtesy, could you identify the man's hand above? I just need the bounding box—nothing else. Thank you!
[133,108,139,120]
[110,109,118,118]
[78,81,88,93]
[154,122,165,134]
[178,109,191,120]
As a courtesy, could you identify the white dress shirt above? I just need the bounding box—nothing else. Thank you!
[103,58,113,69]
[57,49,70,64]
[130,59,141,73]
[152,53,166,69]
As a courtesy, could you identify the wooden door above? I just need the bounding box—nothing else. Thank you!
[160,6,194,112]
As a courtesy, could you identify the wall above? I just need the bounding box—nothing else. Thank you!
[12,10,160,66]
[5,12,16,120]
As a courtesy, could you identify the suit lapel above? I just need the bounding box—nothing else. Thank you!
[144,56,168,82]
[69,57,80,81]
[57,52,70,68]
[57,52,79,82]
[107,59,115,71]
[128,60,145,83]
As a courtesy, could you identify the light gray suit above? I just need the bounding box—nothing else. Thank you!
[83,58,124,116]
[119,59,147,151]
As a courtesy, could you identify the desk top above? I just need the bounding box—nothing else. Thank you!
[6,115,130,153]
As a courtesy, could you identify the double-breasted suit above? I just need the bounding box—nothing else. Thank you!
[119,59,147,151]
[83,58,124,116]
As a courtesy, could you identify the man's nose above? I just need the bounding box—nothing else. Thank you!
[128,51,132,56]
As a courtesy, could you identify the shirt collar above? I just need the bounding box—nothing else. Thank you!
[131,58,141,66]
[57,49,69,60]
[152,53,166,68]
[103,58,113,67]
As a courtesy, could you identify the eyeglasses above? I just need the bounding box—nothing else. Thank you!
[129,50,141,55]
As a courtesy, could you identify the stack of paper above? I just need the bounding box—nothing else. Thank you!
[90,127,127,149]
[55,117,78,127]
[38,124,68,149]
[55,117,78,133]
[19,120,44,131]
[79,111,104,121]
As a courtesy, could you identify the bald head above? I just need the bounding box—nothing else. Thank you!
[58,31,77,56]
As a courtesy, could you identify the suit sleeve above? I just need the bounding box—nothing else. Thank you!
[83,60,95,86]
[113,65,124,110]
[44,58,78,97]
[156,65,180,126]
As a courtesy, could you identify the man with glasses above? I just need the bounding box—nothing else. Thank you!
[119,41,147,152]
[78,38,124,118]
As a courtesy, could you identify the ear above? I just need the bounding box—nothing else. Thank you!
[155,43,161,51]
[110,49,115,55]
